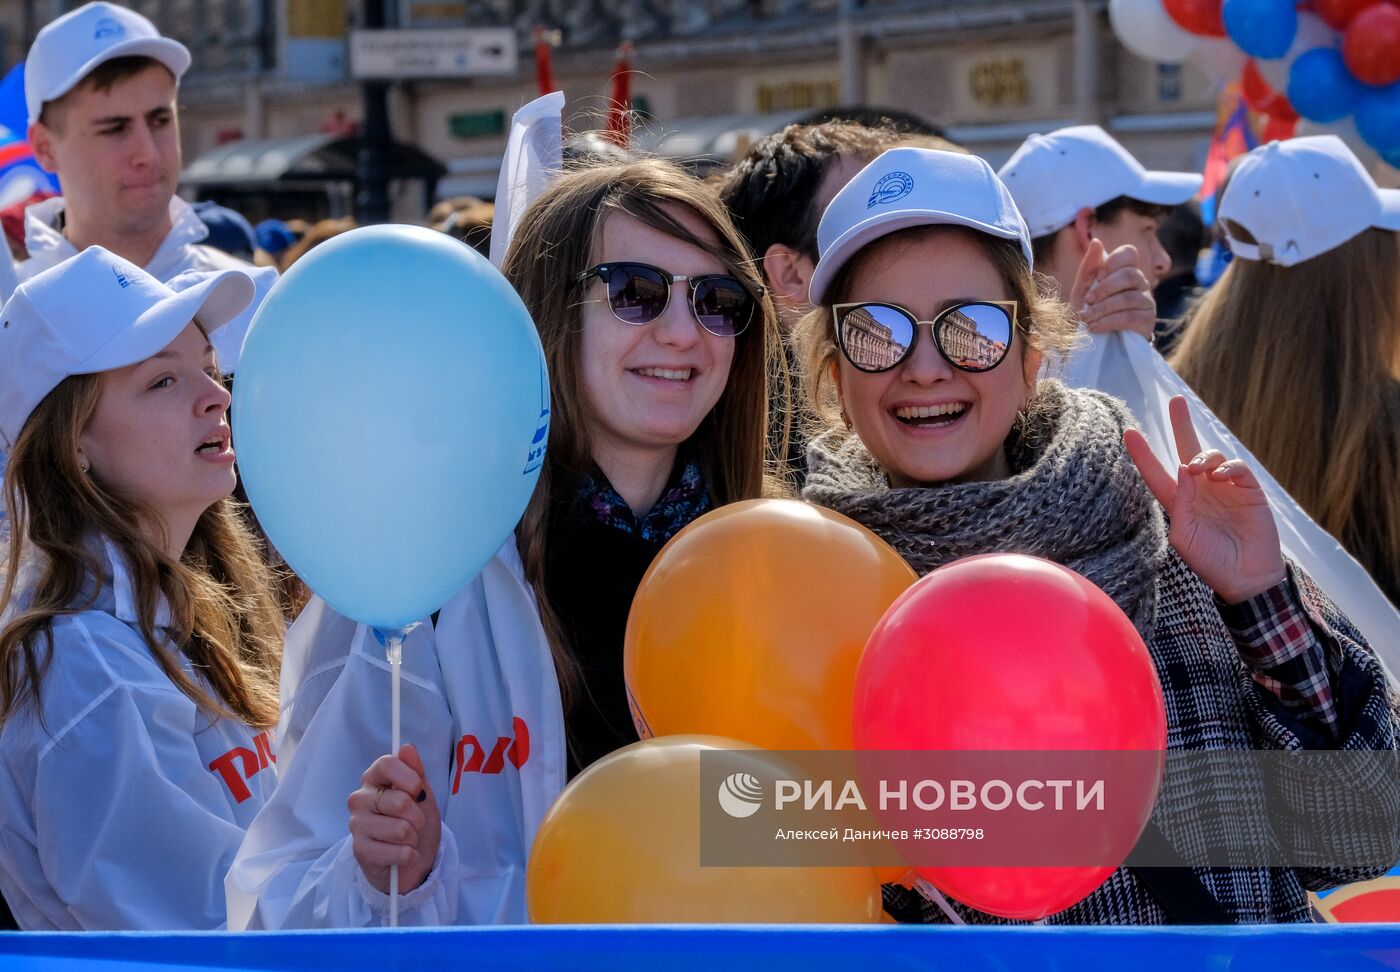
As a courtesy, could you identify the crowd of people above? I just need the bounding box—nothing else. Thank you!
[0,1,1396,933]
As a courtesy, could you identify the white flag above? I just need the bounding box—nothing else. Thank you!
[489,91,565,270]
[1065,332,1400,687]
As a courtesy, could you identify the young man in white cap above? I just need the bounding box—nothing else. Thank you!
[998,125,1202,340]
[19,1,252,283]
[1,3,275,569]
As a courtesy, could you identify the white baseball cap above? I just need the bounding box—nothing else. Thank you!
[167,264,278,376]
[1219,135,1400,267]
[0,246,254,450]
[809,147,1034,306]
[997,125,1202,239]
[25,2,191,128]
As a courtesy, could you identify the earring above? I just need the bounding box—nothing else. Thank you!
[78,458,89,474]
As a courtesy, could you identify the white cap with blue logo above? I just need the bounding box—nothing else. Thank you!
[0,246,253,450]
[25,1,191,127]
[808,147,1035,305]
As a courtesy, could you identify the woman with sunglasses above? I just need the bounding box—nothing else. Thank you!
[229,158,781,928]
[795,148,1398,924]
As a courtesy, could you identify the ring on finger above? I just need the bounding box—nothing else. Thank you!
[374,784,388,814]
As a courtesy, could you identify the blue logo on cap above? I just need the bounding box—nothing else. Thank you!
[112,265,132,289]
[94,18,125,41]
[867,171,914,209]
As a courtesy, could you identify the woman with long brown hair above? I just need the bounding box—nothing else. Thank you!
[228,157,782,928]
[1171,135,1400,607]
[0,248,283,929]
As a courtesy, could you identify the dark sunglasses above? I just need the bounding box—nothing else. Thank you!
[578,261,756,338]
[833,300,1019,374]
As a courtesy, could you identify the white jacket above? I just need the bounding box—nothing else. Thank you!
[226,541,567,929]
[0,540,277,930]
[17,196,250,284]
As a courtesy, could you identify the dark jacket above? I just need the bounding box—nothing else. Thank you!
[545,458,711,777]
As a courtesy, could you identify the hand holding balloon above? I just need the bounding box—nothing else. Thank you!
[349,744,442,895]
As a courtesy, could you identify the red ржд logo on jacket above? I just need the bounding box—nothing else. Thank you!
[451,717,529,794]
[208,730,276,804]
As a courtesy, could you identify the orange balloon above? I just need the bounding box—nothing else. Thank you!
[625,499,917,750]
[526,736,883,923]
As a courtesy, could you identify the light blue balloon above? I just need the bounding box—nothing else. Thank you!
[1223,0,1297,61]
[1288,48,1366,123]
[233,225,550,631]
[1355,82,1400,158]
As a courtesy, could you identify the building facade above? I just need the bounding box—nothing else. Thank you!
[4,1,1222,216]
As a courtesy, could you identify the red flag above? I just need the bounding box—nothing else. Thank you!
[1260,114,1297,143]
[533,27,556,96]
[1200,86,1257,223]
[605,41,634,148]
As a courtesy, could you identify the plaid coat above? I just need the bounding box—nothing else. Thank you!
[886,552,1400,925]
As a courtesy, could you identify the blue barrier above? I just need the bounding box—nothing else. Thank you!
[1,924,1399,972]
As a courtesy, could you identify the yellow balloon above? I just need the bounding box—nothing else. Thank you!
[527,736,884,924]
[624,499,917,751]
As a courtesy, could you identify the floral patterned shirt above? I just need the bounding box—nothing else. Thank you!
[577,454,711,545]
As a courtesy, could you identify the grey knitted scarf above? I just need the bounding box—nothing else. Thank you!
[803,381,1169,637]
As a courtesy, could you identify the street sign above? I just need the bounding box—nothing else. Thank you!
[349,28,518,79]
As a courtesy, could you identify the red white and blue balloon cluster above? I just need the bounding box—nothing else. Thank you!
[1110,0,1400,164]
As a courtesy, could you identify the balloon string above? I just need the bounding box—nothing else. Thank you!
[913,877,966,925]
[387,633,403,928]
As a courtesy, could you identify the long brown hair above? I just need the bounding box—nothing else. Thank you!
[0,373,284,728]
[1171,227,1400,597]
[501,159,783,707]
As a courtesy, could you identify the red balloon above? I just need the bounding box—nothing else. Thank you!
[852,554,1167,921]
[1344,4,1400,86]
[1261,113,1299,141]
[1241,60,1295,117]
[1314,0,1388,30]
[1164,0,1227,35]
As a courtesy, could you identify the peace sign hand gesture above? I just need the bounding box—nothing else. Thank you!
[1123,396,1287,604]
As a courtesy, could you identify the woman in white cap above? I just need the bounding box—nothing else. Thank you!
[0,248,283,929]
[794,147,1398,923]
[227,159,781,928]
[1171,135,1400,609]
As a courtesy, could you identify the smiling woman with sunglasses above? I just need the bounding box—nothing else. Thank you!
[795,148,1398,925]
[228,158,782,929]
[511,161,777,779]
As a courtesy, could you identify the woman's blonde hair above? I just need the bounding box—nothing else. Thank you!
[0,373,284,728]
[1171,227,1400,597]
[501,158,785,707]
[794,225,1080,434]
